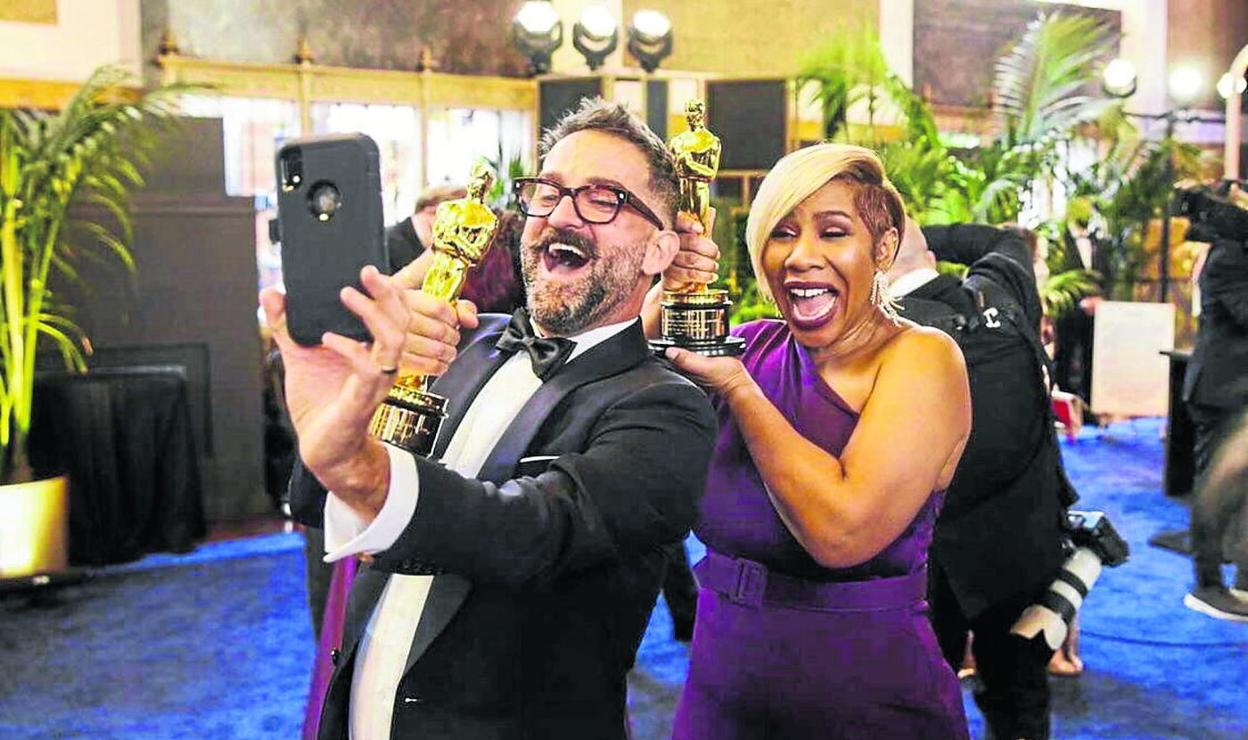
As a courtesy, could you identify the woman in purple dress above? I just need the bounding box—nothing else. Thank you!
[649,144,972,738]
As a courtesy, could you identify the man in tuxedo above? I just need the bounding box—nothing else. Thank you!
[263,99,716,739]
[886,222,1073,740]
[1050,211,1109,404]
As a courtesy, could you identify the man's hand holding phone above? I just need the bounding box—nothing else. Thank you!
[264,265,481,516]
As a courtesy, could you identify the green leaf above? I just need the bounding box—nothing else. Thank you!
[992,12,1118,145]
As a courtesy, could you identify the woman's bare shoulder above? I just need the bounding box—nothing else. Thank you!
[879,322,966,377]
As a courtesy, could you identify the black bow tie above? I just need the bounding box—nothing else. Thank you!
[495,309,575,381]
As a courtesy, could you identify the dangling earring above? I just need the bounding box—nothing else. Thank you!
[871,269,902,324]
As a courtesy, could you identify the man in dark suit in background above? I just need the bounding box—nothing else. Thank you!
[384,184,466,271]
[1182,193,1248,620]
[264,98,716,739]
[887,221,1073,740]
[387,186,528,316]
[1050,205,1110,406]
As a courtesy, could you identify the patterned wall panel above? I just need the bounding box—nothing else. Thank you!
[620,0,878,77]
[142,0,530,78]
[914,0,1119,108]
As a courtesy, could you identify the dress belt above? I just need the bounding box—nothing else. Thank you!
[694,551,927,611]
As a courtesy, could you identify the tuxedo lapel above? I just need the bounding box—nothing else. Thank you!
[341,565,389,655]
[476,320,649,484]
[428,318,511,460]
[402,573,472,676]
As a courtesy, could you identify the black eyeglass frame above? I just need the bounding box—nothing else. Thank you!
[512,176,667,230]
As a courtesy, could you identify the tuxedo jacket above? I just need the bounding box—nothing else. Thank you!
[289,314,716,740]
[1183,237,1248,411]
[897,225,1068,619]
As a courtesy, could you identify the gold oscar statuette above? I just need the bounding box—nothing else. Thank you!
[651,99,745,357]
[368,162,499,456]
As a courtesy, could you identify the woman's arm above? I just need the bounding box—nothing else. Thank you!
[669,327,971,568]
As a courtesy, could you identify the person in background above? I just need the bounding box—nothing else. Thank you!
[649,143,972,738]
[385,184,466,269]
[888,221,1075,740]
[1182,197,1248,620]
[387,185,527,315]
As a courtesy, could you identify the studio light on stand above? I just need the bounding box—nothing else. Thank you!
[573,4,618,71]
[513,0,563,76]
[1102,58,1220,302]
[627,10,672,73]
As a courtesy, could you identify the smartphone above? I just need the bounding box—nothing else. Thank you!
[274,133,388,346]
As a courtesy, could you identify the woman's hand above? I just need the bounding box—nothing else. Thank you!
[662,209,721,292]
[664,346,753,397]
[642,208,723,339]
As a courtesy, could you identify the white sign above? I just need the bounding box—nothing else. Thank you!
[1091,301,1176,417]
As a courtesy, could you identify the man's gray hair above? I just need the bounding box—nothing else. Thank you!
[540,97,678,226]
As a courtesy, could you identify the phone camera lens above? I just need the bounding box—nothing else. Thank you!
[307,181,342,221]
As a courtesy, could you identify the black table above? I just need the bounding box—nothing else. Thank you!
[1162,350,1195,498]
[1150,350,1195,555]
[27,367,205,566]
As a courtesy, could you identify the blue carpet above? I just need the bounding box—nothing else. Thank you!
[2,420,1246,738]
[0,533,313,739]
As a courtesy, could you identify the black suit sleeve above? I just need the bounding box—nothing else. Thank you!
[924,224,1044,331]
[367,380,715,589]
[1202,238,1248,329]
[922,224,1035,280]
[287,462,328,528]
[384,220,423,274]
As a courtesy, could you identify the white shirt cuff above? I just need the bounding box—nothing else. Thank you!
[322,443,420,563]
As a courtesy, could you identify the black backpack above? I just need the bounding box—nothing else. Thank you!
[900,279,1079,510]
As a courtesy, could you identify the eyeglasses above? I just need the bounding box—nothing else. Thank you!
[513,177,666,230]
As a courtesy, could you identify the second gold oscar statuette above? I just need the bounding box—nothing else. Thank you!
[651,99,745,357]
[368,162,500,456]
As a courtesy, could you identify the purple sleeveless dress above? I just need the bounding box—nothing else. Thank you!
[672,320,969,739]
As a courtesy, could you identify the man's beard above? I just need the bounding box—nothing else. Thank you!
[520,226,645,336]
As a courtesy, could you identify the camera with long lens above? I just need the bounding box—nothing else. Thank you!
[1010,510,1129,650]
[1174,179,1248,243]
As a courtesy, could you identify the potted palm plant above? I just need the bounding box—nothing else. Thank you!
[0,66,181,578]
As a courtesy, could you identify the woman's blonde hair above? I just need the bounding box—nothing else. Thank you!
[745,143,906,301]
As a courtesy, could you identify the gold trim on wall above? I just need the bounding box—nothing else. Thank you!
[0,78,85,110]
[0,0,57,24]
[158,54,536,112]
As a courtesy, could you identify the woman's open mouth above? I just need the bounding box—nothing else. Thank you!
[786,285,839,330]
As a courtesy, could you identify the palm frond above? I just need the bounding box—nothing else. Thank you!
[992,12,1118,145]
[796,30,933,144]
[1041,268,1100,318]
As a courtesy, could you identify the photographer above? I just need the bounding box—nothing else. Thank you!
[1180,182,1248,620]
[887,221,1075,740]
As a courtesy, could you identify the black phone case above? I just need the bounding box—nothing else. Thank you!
[275,133,387,346]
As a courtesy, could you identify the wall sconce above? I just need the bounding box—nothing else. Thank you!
[513,1,563,76]
[627,10,672,73]
[573,4,619,71]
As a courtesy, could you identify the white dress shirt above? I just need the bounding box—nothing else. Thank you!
[889,266,941,298]
[322,317,636,740]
